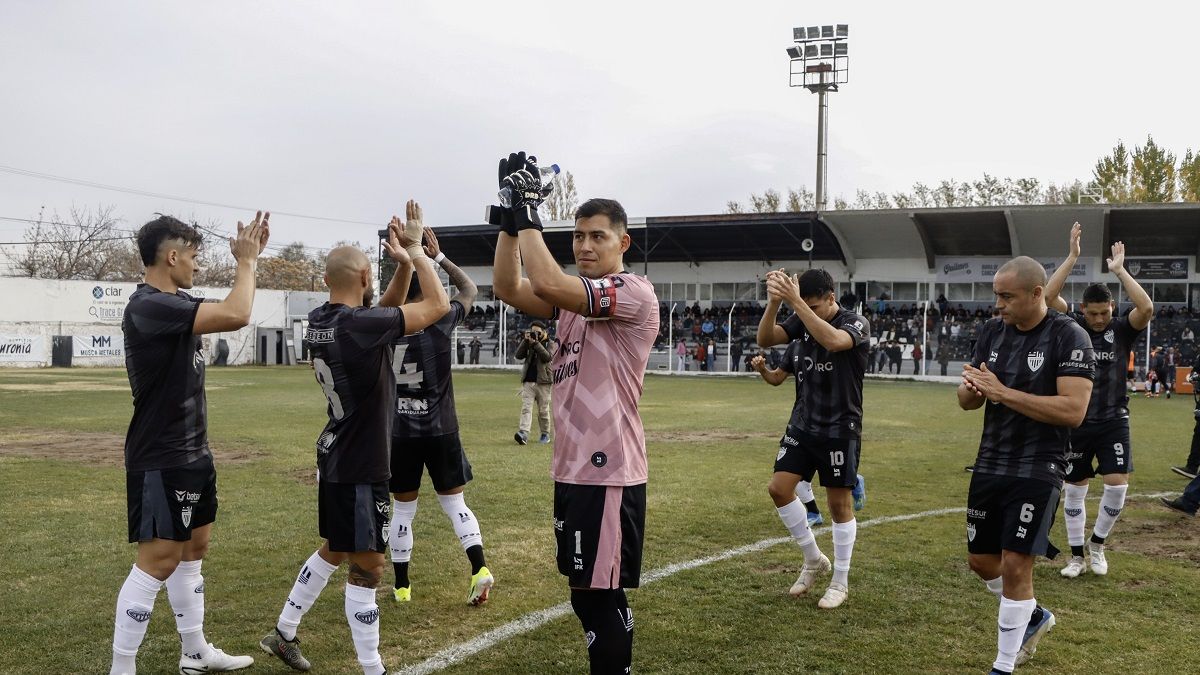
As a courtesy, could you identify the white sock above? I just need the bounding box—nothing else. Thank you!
[277,550,338,641]
[831,519,857,587]
[994,596,1036,672]
[1093,484,1128,540]
[111,565,164,673]
[345,583,384,675]
[438,492,483,550]
[389,499,417,564]
[165,559,209,660]
[1063,483,1089,548]
[794,480,816,504]
[776,499,823,564]
[984,576,1003,600]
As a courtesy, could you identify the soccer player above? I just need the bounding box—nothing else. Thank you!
[491,152,658,674]
[112,212,268,675]
[749,350,825,527]
[756,268,870,610]
[380,226,494,606]
[959,256,1095,674]
[1044,223,1152,577]
[259,202,448,674]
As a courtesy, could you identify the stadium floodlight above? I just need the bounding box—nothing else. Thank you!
[786,20,850,214]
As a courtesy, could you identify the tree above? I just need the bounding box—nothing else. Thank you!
[1091,141,1133,203]
[972,174,1005,206]
[541,170,579,221]
[1130,135,1177,202]
[12,205,142,281]
[1180,148,1200,202]
[786,187,815,211]
[725,200,744,214]
[749,189,782,213]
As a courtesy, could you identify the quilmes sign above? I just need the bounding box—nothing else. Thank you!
[0,335,45,363]
[1125,257,1189,280]
[936,257,1094,282]
[73,335,124,357]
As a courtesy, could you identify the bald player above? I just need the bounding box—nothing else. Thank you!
[260,202,448,674]
[959,256,1095,674]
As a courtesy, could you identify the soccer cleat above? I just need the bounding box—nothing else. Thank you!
[468,566,494,606]
[806,511,824,527]
[514,431,528,445]
[817,581,848,609]
[852,474,867,511]
[1171,465,1199,480]
[788,554,830,597]
[1088,542,1108,576]
[1160,496,1197,516]
[392,585,411,603]
[179,644,253,674]
[538,432,551,444]
[260,629,311,672]
[1059,556,1087,578]
[1015,606,1055,666]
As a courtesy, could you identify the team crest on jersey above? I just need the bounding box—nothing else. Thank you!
[181,506,192,527]
[1027,351,1044,372]
[966,523,976,542]
[1104,329,1114,343]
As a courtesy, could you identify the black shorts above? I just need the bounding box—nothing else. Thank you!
[318,480,391,553]
[966,472,1060,558]
[773,426,860,488]
[126,454,218,543]
[389,433,473,493]
[1066,418,1133,481]
[553,482,646,590]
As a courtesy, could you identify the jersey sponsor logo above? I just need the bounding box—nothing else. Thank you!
[1094,350,1115,362]
[782,435,798,446]
[804,357,834,372]
[1027,351,1045,372]
[304,327,335,344]
[376,500,390,516]
[574,556,585,571]
[1071,349,1084,361]
[988,351,999,363]
[966,523,976,542]
[174,490,200,503]
[1104,329,1115,343]
[397,397,430,414]
[553,359,579,384]
[590,451,608,468]
[553,517,565,531]
[354,609,380,625]
[558,340,582,357]
[777,447,787,461]
[1016,525,1028,539]
[181,506,193,528]
[967,508,987,519]
[125,608,152,623]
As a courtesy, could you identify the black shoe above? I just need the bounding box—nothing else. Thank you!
[1160,497,1197,516]
[514,431,528,445]
[1171,465,1199,479]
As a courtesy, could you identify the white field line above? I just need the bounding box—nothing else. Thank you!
[396,492,1172,675]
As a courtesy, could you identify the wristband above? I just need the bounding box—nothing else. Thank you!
[434,252,446,264]
[405,245,426,260]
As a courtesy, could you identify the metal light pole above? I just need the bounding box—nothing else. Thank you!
[787,24,849,213]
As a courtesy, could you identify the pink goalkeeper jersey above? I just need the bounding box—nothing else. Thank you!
[550,272,659,486]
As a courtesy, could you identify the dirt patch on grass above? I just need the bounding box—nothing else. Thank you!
[1116,506,1200,567]
[290,467,318,486]
[0,431,258,466]
[650,430,777,444]
[0,381,129,393]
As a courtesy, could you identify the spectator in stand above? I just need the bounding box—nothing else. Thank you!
[1183,326,1195,344]
[1166,346,1180,395]
[911,343,923,375]
[867,342,878,374]
[887,340,903,374]
[676,338,687,371]
[937,342,951,376]
[706,339,717,372]
[702,318,715,337]
[937,293,949,317]
[767,347,781,369]
[876,342,889,373]
[730,340,743,372]
[468,336,482,365]
[695,341,707,372]
[840,290,858,312]
[1151,346,1168,397]
[456,339,466,365]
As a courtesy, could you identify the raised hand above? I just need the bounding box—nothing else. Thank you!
[1108,241,1126,275]
[380,216,412,264]
[231,210,270,261]
[751,355,767,372]
[422,226,441,259]
[399,200,424,249]
[1068,221,1081,258]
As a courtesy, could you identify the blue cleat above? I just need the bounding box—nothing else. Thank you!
[852,474,867,511]
[1016,606,1055,666]
[806,511,824,527]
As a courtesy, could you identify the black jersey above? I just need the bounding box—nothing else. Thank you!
[777,339,806,429]
[780,307,870,438]
[971,310,1095,486]
[1069,313,1141,424]
[122,284,210,472]
[392,301,465,438]
[305,303,406,484]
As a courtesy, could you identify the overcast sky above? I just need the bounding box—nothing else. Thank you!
[0,0,1195,254]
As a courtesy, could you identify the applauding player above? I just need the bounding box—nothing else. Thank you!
[959,256,1095,673]
[756,268,870,610]
[260,202,448,674]
[112,212,269,675]
[492,152,658,674]
[1045,224,1152,578]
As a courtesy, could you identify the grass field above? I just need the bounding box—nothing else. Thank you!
[1,367,1197,674]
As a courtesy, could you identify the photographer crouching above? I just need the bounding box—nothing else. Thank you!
[514,320,552,445]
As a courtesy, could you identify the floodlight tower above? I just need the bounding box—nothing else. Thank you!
[786,24,849,212]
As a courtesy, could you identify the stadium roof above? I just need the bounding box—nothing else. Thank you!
[406,203,1200,275]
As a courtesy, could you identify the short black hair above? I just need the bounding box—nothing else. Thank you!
[1081,283,1113,304]
[797,268,836,300]
[531,320,547,330]
[575,198,628,234]
[136,214,203,266]
[406,271,422,302]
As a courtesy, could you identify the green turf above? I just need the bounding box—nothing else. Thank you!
[0,368,1196,674]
